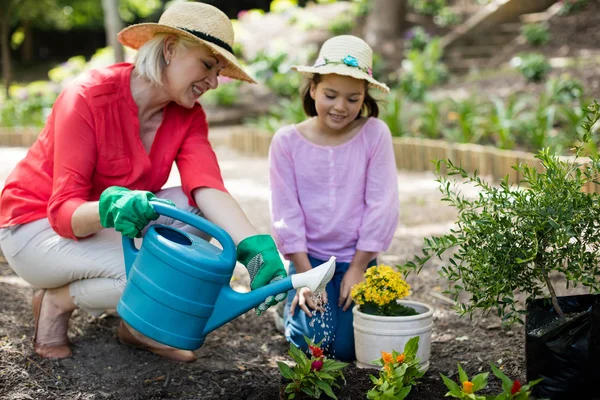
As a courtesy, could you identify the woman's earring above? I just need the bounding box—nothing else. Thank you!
[166,59,170,66]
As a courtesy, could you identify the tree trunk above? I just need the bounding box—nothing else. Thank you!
[364,0,407,46]
[102,0,124,63]
[21,19,33,63]
[1,18,11,99]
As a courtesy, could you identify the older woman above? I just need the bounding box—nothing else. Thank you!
[0,2,286,362]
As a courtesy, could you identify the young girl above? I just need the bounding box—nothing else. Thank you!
[268,35,399,361]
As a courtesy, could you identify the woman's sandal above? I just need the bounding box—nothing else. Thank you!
[117,321,197,363]
[32,290,72,359]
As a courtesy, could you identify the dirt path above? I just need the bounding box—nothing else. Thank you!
[0,134,526,399]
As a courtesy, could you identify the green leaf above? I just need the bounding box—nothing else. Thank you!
[471,372,489,391]
[490,364,512,392]
[457,363,469,383]
[315,380,337,399]
[440,374,462,396]
[277,361,293,380]
[403,336,420,357]
[289,343,309,367]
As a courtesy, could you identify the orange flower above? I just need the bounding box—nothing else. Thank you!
[381,351,393,364]
[462,381,474,394]
[396,353,406,363]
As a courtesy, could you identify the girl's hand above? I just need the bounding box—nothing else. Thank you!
[339,266,365,311]
[290,287,328,317]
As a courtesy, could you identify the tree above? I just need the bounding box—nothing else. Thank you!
[0,0,43,98]
[102,0,124,63]
[364,0,407,46]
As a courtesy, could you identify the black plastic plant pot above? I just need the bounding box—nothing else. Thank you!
[525,293,600,399]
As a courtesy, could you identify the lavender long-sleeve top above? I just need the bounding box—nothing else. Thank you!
[268,117,399,263]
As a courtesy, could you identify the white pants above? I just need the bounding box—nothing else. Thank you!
[0,187,207,317]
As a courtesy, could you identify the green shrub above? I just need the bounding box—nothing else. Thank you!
[511,53,551,82]
[547,75,584,104]
[249,50,302,97]
[402,102,600,325]
[434,7,460,27]
[521,23,550,47]
[379,90,407,137]
[399,38,448,101]
[405,26,430,52]
[408,0,446,16]
[558,0,589,15]
[328,13,355,35]
[201,79,241,106]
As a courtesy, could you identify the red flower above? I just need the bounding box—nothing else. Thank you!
[311,359,323,371]
[309,345,323,359]
[511,380,522,394]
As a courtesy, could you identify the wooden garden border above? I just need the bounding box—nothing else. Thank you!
[3,125,598,194]
[227,126,600,194]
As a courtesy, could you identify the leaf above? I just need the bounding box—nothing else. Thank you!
[440,374,462,396]
[403,336,420,357]
[397,385,412,400]
[289,344,309,367]
[277,361,293,380]
[315,380,337,399]
[457,363,469,383]
[490,364,512,391]
[471,372,489,391]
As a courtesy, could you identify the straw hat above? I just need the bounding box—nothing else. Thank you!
[293,35,389,93]
[118,2,255,83]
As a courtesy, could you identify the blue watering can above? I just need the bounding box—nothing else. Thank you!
[116,201,336,350]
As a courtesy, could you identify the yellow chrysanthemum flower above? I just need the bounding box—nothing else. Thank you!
[350,264,411,309]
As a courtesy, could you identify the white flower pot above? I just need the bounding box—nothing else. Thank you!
[353,300,434,370]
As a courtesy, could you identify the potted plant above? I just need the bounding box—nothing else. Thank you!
[351,264,434,369]
[402,101,600,397]
[277,337,349,399]
[367,336,425,399]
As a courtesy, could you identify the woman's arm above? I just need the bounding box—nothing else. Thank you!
[192,187,257,245]
[71,201,103,238]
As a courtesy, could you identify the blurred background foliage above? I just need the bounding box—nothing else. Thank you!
[1,0,598,156]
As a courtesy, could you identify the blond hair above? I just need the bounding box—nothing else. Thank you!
[134,33,201,86]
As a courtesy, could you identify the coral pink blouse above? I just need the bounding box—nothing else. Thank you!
[0,63,226,240]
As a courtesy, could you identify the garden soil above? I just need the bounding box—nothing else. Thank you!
[3,139,592,400]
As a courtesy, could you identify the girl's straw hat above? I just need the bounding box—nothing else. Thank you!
[293,35,389,93]
[118,2,255,83]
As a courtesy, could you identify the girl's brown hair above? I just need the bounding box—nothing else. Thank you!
[301,74,379,119]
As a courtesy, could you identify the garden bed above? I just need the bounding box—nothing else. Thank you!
[0,256,519,400]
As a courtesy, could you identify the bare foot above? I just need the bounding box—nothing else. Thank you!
[33,289,75,358]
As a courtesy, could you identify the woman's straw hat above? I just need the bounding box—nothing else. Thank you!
[293,35,389,93]
[118,2,255,83]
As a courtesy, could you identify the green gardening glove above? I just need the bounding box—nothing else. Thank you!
[99,186,175,239]
[237,234,288,316]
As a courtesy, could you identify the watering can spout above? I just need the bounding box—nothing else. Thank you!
[203,256,336,335]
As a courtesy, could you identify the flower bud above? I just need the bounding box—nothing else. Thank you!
[311,359,323,371]
[462,381,474,394]
[511,380,522,394]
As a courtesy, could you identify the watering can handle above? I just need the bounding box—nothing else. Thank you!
[121,201,237,276]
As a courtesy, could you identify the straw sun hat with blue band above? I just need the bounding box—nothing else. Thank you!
[117,2,255,84]
[292,35,390,93]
